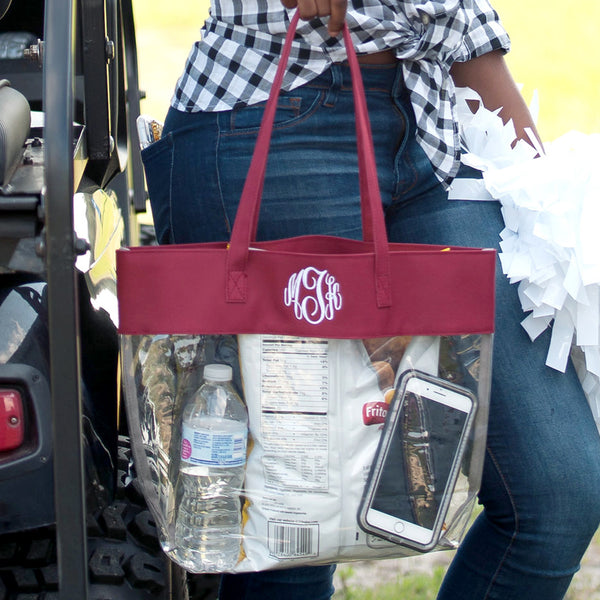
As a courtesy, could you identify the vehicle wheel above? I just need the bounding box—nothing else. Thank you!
[0,436,220,599]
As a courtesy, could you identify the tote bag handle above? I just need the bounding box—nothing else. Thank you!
[227,11,392,308]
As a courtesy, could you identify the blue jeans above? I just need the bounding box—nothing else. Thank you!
[142,62,600,600]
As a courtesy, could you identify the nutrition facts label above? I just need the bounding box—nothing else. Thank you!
[260,337,329,413]
[259,337,330,491]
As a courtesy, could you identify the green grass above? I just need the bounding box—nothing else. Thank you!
[334,565,447,600]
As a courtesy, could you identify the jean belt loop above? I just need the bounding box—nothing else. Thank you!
[323,64,342,107]
[391,61,405,99]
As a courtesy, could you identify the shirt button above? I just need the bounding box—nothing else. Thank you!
[419,11,430,26]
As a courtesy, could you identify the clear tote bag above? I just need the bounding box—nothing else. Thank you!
[118,12,495,574]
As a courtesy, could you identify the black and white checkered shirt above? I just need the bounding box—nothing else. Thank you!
[172,0,510,187]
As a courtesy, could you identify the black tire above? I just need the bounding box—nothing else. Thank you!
[0,436,220,599]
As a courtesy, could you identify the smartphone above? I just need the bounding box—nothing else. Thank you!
[358,370,477,551]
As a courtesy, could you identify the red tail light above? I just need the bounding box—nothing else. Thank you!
[0,389,24,452]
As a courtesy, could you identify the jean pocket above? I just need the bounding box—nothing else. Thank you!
[140,135,174,244]
[225,86,324,134]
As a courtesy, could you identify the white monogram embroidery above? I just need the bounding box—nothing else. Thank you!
[284,267,342,325]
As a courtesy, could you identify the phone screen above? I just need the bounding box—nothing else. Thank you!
[369,383,471,536]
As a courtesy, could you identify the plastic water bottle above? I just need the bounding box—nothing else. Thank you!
[173,363,248,572]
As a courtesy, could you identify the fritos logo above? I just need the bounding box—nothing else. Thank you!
[362,401,388,426]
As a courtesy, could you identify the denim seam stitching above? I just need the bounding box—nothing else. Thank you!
[392,138,418,202]
[230,97,301,129]
[339,85,393,94]
[482,446,520,600]
[215,114,231,235]
[167,133,176,243]
[221,89,326,137]
[388,99,417,202]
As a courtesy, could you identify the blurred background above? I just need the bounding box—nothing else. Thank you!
[132,0,600,143]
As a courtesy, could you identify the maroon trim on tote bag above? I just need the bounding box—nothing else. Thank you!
[117,12,495,338]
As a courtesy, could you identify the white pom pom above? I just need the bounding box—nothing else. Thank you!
[455,87,600,428]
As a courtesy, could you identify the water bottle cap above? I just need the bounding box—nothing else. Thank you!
[203,363,233,382]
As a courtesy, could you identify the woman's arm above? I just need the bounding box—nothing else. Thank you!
[279,2,540,146]
[279,0,347,36]
[450,50,542,148]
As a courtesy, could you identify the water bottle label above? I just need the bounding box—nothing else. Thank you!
[181,422,247,467]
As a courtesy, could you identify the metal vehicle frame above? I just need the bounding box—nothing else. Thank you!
[0,0,207,598]
[42,0,144,597]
